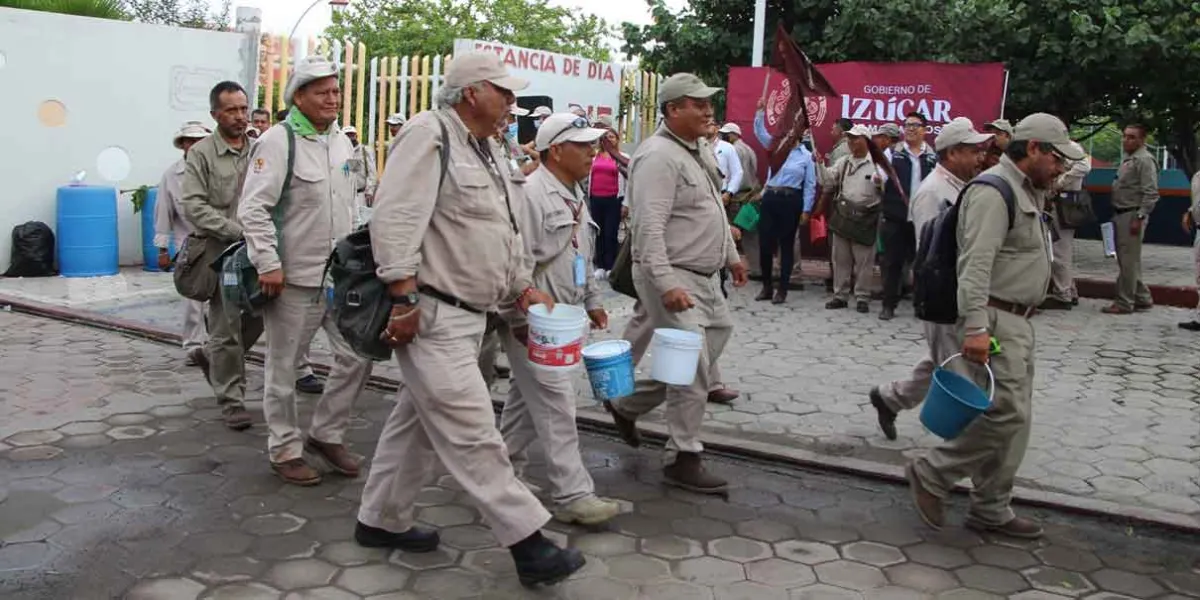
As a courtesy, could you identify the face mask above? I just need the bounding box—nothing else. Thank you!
[507,122,518,140]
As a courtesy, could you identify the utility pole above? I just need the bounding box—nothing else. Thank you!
[752,0,767,67]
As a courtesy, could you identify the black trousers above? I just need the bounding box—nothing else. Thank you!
[589,195,622,270]
[758,189,804,290]
[879,216,915,309]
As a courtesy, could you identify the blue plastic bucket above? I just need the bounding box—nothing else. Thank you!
[583,340,635,401]
[919,354,994,440]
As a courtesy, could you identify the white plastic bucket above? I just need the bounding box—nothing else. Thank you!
[649,328,704,385]
[527,304,588,369]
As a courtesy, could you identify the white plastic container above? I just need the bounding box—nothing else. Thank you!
[649,328,704,385]
[526,304,588,369]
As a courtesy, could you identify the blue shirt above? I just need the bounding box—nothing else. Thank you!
[754,110,817,212]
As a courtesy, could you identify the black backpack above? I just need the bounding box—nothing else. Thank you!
[327,115,451,361]
[912,174,1016,325]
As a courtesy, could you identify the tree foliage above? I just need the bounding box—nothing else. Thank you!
[0,0,130,19]
[327,0,614,62]
[621,0,1200,174]
[123,0,231,30]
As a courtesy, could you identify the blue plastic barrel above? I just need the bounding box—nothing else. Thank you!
[583,340,636,401]
[56,185,119,277]
[140,187,174,271]
[919,354,994,440]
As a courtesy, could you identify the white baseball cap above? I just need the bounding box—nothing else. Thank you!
[532,105,553,118]
[535,113,606,151]
[510,105,529,117]
[343,125,358,135]
[718,123,742,135]
[385,113,406,126]
[847,124,872,138]
[174,120,210,149]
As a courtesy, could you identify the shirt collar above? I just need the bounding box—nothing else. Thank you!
[287,110,333,136]
[537,165,583,204]
[901,142,932,157]
[212,132,249,156]
[660,124,699,151]
[173,158,187,175]
[933,163,965,190]
[998,154,1038,198]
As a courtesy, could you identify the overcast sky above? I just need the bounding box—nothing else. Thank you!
[228,0,686,43]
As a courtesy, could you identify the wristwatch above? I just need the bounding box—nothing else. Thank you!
[392,292,419,307]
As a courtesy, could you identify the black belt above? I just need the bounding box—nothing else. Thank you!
[988,297,1036,318]
[677,265,717,278]
[1113,206,1139,215]
[419,285,483,314]
[765,186,800,195]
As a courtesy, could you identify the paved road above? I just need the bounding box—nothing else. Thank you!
[2,312,1200,600]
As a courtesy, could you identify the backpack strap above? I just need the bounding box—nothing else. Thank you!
[270,122,296,261]
[972,173,1016,229]
[435,115,451,192]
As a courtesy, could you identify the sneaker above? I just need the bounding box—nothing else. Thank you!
[296,374,325,394]
[663,452,728,495]
[553,495,621,526]
[355,521,441,552]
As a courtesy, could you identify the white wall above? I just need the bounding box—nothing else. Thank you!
[0,8,256,269]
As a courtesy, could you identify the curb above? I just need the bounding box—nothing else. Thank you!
[3,293,1197,536]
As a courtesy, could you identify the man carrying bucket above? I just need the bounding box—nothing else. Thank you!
[498,112,621,526]
[907,114,1078,540]
[602,73,749,495]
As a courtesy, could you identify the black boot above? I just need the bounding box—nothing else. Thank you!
[355,522,440,552]
[510,532,586,588]
[663,452,728,494]
[755,286,773,301]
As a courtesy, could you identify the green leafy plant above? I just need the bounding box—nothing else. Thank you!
[122,185,153,214]
[0,0,130,19]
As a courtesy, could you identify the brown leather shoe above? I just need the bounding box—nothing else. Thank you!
[272,458,322,486]
[965,514,1044,539]
[771,290,788,304]
[905,463,944,530]
[707,387,739,404]
[306,438,361,477]
[604,402,640,448]
[664,452,727,494]
[222,405,253,431]
[1101,304,1133,315]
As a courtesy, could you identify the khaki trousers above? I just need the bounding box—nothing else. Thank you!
[478,317,504,390]
[624,301,724,393]
[613,267,733,462]
[1113,212,1153,309]
[206,289,264,407]
[831,233,876,303]
[182,299,207,352]
[913,309,1035,525]
[357,295,549,547]
[499,329,594,506]
[261,285,373,463]
[1049,222,1077,302]
[880,322,960,412]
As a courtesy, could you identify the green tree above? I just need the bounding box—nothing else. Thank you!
[122,0,231,30]
[326,0,614,62]
[0,0,129,19]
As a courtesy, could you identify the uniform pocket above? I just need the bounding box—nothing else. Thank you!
[453,169,497,218]
[291,163,329,207]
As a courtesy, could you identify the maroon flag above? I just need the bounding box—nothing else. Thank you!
[766,24,838,174]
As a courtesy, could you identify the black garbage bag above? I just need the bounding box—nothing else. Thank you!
[4,221,56,277]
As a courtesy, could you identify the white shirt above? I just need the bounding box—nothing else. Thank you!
[712,138,743,194]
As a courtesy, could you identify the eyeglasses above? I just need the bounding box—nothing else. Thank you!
[904,122,924,129]
[547,116,590,146]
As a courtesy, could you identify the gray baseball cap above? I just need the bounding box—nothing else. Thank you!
[1013,113,1084,160]
[656,73,722,105]
[934,117,993,151]
[984,119,1014,136]
[446,53,529,92]
[877,123,902,139]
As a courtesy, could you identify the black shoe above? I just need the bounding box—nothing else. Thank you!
[355,522,440,553]
[825,298,848,310]
[1179,321,1200,332]
[604,402,641,448]
[511,534,586,588]
[1071,297,1080,306]
[296,374,325,394]
[868,387,898,441]
[771,290,787,304]
[1039,297,1073,310]
[856,301,870,313]
[755,287,773,301]
[879,306,896,321]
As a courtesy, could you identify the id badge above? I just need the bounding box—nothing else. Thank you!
[573,254,587,287]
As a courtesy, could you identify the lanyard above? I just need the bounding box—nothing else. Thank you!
[562,197,583,249]
[468,137,519,233]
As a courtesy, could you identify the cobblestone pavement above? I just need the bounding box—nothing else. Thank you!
[1072,239,1195,288]
[3,312,1200,600]
[1,257,1198,528]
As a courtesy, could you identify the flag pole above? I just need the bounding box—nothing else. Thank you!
[752,0,767,67]
[760,72,771,102]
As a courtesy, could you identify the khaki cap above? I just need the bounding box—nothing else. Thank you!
[718,122,742,135]
[934,117,993,151]
[984,119,1014,135]
[877,123,901,139]
[385,113,406,125]
[535,113,606,151]
[532,106,553,118]
[446,53,529,92]
[847,124,872,138]
[1013,113,1084,160]
[510,105,529,117]
[284,57,339,106]
[174,120,210,149]
[656,73,722,104]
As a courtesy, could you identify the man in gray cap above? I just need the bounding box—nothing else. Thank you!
[983,119,1014,151]
[873,123,902,156]
[908,113,1080,540]
[823,124,886,313]
[343,125,378,225]
[603,72,748,494]
[180,80,257,430]
[238,57,374,486]
[868,117,992,439]
[359,53,584,586]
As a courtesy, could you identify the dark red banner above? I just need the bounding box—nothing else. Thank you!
[726,62,1007,175]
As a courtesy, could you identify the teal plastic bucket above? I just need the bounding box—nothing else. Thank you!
[919,354,994,440]
[582,340,635,401]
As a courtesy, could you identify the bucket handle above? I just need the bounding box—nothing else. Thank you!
[939,353,995,403]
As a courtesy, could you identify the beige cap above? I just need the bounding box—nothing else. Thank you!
[532,105,553,118]
[510,105,529,117]
[847,124,872,138]
[1013,113,1084,160]
[173,120,210,149]
[934,117,993,151]
[284,57,340,106]
[535,113,606,151]
[385,113,406,125]
[984,119,1014,136]
[446,53,529,92]
[877,123,901,139]
[656,73,722,104]
[718,122,742,135]
[592,115,615,130]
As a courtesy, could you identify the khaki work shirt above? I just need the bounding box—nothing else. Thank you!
[238,121,357,288]
[516,166,601,313]
[825,154,885,208]
[180,133,252,243]
[371,108,532,311]
[1056,145,1091,193]
[910,164,966,239]
[956,155,1052,331]
[1111,147,1159,213]
[733,139,759,192]
[350,143,378,196]
[629,125,739,296]
[153,159,192,249]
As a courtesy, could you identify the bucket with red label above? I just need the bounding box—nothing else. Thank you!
[526,304,588,370]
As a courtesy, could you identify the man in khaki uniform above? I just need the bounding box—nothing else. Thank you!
[984,119,1014,151]
[868,118,992,439]
[343,125,377,226]
[180,81,257,430]
[238,58,374,486]
[909,113,1078,540]
[385,113,405,157]
[602,73,749,494]
[824,125,885,313]
[1103,124,1159,314]
[155,121,211,366]
[1041,141,1091,309]
[1180,171,1200,331]
[358,53,584,586]
[498,113,620,526]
